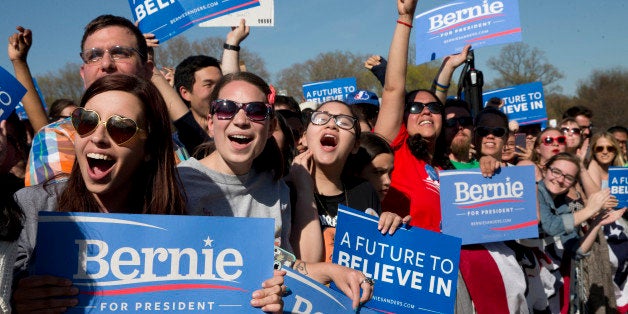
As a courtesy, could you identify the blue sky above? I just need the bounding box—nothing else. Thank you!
[1,0,626,97]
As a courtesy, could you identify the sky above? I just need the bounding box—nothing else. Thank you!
[0,0,627,97]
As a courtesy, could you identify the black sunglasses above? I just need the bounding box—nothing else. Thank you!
[406,102,442,114]
[475,126,506,137]
[560,127,581,135]
[445,116,473,128]
[211,99,272,122]
[71,108,144,145]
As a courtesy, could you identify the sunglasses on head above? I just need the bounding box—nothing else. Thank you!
[542,136,566,146]
[475,126,507,137]
[71,107,144,145]
[211,99,272,122]
[560,127,581,135]
[406,102,442,115]
[595,145,617,154]
[445,116,473,128]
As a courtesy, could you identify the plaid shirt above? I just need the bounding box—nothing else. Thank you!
[25,118,189,186]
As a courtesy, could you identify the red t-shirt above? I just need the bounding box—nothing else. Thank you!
[382,125,441,232]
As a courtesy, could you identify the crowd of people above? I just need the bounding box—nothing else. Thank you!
[1,0,627,313]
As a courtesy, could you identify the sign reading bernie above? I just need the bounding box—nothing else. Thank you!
[440,165,538,245]
[33,212,274,313]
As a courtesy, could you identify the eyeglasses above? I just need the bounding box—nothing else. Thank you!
[210,99,272,122]
[542,136,566,146]
[560,127,581,135]
[594,145,617,154]
[406,102,442,115]
[547,166,576,185]
[475,126,507,137]
[445,116,473,128]
[310,111,356,130]
[80,46,143,64]
[71,107,144,145]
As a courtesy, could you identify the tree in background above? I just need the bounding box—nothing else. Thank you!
[156,36,269,82]
[487,43,564,94]
[34,36,268,106]
[574,68,628,130]
[275,50,441,101]
[35,62,82,106]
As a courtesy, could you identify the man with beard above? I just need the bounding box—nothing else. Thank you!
[444,99,477,169]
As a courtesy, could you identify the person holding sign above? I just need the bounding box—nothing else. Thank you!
[374,0,443,232]
[12,75,285,313]
[538,152,625,313]
[586,132,626,189]
[177,72,374,310]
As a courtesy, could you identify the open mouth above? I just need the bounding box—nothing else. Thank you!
[228,134,253,145]
[87,153,115,178]
[419,120,433,126]
[320,134,338,148]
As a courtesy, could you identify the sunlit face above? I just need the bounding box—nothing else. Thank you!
[535,129,566,164]
[593,137,617,166]
[475,113,507,160]
[74,91,147,201]
[575,115,592,138]
[207,80,272,175]
[444,106,472,151]
[359,152,394,200]
[543,159,578,196]
[305,101,358,169]
[560,121,582,151]
[181,66,222,122]
[405,91,442,141]
[612,131,627,158]
[502,133,516,162]
[80,26,152,88]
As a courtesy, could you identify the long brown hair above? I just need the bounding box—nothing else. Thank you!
[57,74,186,214]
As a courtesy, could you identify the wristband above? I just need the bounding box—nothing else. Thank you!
[397,20,413,28]
[433,80,450,89]
[223,43,240,51]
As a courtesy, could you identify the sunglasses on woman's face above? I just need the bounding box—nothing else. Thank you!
[475,126,506,137]
[211,99,272,122]
[542,136,566,146]
[71,107,144,145]
[595,145,617,154]
[406,102,442,115]
[560,127,581,135]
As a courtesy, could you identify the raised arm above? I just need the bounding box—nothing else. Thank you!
[221,18,249,75]
[8,26,48,131]
[432,44,471,105]
[373,0,418,143]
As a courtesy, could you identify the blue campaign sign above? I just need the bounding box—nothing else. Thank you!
[129,0,260,43]
[333,206,461,314]
[0,66,27,121]
[33,212,274,313]
[302,77,357,104]
[439,165,538,245]
[609,167,628,208]
[483,81,547,126]
[282,267,378,314]
[414,0,522,64]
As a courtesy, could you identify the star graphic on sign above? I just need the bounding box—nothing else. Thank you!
[203,236,214,247]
